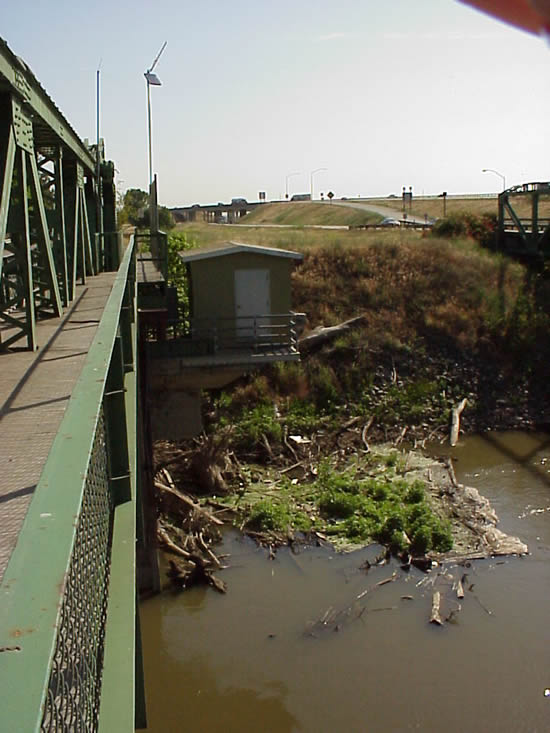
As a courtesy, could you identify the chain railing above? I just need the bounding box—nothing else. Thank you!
[0,235,140,732]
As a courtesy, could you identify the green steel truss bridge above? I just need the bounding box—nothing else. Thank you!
[497,182,550,260]
[0,37,152,730]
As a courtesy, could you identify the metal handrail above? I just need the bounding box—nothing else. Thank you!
[188,313,298,352]
[0,235,139,732]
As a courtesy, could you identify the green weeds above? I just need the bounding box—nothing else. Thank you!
[310,459,452,554]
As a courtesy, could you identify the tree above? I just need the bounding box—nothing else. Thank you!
[117,188,174,229]
[118,188,148,226]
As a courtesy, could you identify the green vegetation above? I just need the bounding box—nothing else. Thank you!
[118,187,174,229]
[231,452,452,555]
[432,212,497,248]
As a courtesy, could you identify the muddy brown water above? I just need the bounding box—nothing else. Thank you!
[140,432,550,732]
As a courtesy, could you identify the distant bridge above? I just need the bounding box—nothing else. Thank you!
[171,200,267,223]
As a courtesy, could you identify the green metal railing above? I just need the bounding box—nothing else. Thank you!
[135,230,168,281]
[0,235,142,731]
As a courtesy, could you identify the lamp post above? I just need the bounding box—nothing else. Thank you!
[482,168,506,191]
[144,42,167,187]
[310,168,327,200]
[285,171,301,200]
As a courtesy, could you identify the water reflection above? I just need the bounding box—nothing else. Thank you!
[140,595,299,732]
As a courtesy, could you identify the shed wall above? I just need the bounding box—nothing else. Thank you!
[189,252,294,319]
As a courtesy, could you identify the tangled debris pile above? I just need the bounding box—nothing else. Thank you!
[152,431,528,596]
[155,468,230,593]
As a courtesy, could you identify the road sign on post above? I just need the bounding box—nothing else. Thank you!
[402,187,412,213]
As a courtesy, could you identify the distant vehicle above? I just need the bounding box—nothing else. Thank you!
[290,193,311,201]
[231,197,247,205]
[380,217,401,227]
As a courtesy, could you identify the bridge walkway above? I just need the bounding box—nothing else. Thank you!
[0,271,117,582]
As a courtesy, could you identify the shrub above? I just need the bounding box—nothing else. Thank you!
[247,499,290,531]
[318,490,363,519]
[431,212,497,247]
[235,404,282,447]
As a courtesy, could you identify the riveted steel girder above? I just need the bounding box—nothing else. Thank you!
[0,93,63,349]
[0,37,95,172]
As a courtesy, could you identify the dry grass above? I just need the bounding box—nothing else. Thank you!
[355,193,550,220]
[356,197,498,219]
[175,220,426,254]
[291,236,526,350]
[240,202,381,227]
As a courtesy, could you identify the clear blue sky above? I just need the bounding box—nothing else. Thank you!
[3,1,550,206]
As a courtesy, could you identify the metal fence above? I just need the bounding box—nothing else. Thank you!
[0,236,140,732]
[147,313,299,359]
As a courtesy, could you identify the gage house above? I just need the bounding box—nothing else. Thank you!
[147,242,304,441]
[180,241,304,362]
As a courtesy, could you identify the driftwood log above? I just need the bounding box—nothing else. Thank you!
[430,591,443,625]
[298,315,367,355]
[450,398,468,447]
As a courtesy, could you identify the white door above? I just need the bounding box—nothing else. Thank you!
[234,269,270,340]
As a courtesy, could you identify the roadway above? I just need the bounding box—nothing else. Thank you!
[318,199,429,224]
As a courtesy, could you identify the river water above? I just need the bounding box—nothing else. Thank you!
[140,432,550,732]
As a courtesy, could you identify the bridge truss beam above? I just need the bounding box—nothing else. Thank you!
[498,182,550,260]
[0,36,118,351]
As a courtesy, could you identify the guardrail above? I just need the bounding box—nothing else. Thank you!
[148,313,298,358]
[0,235,142,731]
[351,193,499,202]
[135,230,168,281]
[192,314,298,352]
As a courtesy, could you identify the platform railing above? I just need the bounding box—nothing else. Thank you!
[190,314,298,352]
[135,229,168,281]
[0,235,142,732]
[146,312,299,359]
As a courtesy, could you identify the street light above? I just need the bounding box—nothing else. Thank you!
[285,171,301,200]
[482,168,506,191]
[144,42,167,187]
[310,168,327,200]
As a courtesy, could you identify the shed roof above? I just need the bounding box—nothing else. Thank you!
[179,241,303,263]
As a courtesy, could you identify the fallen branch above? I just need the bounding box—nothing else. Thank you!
[361,416,374,452]
[430,591,443,625]
[280,460,306,474]
[394,426,408,447]
[154,480,224,526]
[298,315,367,355]
[158,525,193,559]
[450,398,468,447]
[282,426,299,462]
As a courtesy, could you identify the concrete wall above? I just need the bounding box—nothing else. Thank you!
[189,252,294,319]
[150,389,203,441]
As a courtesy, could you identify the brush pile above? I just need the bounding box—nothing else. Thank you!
[154,466,231,593]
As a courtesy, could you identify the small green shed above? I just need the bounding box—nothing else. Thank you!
[180,241,302,319]
[179,241,303,352]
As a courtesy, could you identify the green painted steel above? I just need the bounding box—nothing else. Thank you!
[0,237,139,732]
[0,34,120,351]
[498,182,550,259]
[0,36,95,172]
